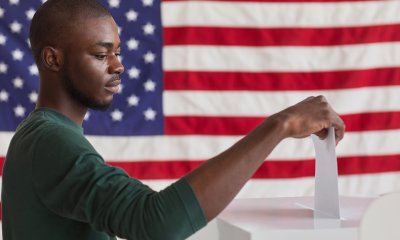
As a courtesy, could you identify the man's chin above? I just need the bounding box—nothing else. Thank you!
[88,102,112,112]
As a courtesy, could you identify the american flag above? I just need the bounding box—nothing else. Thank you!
[1,0,400,213]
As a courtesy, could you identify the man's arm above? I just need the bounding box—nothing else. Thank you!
[185,96,345,221]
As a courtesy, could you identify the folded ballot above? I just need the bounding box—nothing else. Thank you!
[312,127,341,219]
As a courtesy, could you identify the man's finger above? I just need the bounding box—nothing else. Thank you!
[314,128,328,140]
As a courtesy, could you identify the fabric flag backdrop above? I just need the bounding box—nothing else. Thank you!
[1,0,400,215]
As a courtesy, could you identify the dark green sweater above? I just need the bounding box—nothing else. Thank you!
[2,108,206,240]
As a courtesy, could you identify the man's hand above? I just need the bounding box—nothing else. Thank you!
[270,95,345,144]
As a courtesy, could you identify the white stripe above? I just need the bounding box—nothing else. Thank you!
[163,43,400,72]
[0,172,399,201]
[0,173,399,198]
[162,1,400,28]
[1,130,400,161]
[164,86,400,116]
[0,132,13,155]
[87,130,400,161]
[142,172,400,198]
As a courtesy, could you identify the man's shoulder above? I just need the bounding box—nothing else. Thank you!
[12,109,91,153]
[17,109,83,138]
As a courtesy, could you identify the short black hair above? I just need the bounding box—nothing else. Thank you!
[29,0,111,64]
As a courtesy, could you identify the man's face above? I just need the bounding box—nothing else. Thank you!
[61,16,124,111]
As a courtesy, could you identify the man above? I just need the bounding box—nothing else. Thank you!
[1,0,345,239]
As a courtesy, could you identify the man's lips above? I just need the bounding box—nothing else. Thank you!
[104,79,121,94]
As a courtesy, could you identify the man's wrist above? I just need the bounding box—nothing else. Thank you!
[266,113,291,142]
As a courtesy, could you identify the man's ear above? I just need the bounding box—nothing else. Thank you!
[41,47,62,71]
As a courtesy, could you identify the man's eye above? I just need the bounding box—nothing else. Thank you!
[95,54,107,60]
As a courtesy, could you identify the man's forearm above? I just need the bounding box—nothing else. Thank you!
[185,116,286,221]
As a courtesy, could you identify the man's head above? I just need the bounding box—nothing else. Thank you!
[30,0,124,111]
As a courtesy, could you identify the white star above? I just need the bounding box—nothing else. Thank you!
[27,38,31,48]
[28,91,38,103]
[9,21,22,33]
[142,0,154,7]
[12,48,24,61]
[143,108,156,121]
[117,26,122,35]
[0,34,6,45]
[111,109,123,121]
[126,38,139,50]
[0,62,8,74]
[143,22,155,35]
[125,9,138,22]
[29,64,39,75]
[128,66,140,79]
[143,79,156,92]
[0,7,5,18]
[14,105,26,117]
[108,0,120,8]
[12,77,24,89]
[26,8,36,20]
[9,0,19,5]
[41,0,48,3]
[127,94,139,107]
[143,51,156,64]
[0,89,9,102]
[84,112,90,121]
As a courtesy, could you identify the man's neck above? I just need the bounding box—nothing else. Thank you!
[36,98,87,126]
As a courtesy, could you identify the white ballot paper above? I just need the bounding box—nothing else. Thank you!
[312,127,341,219]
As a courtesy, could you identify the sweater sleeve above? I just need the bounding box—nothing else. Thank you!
[32,127,206,240]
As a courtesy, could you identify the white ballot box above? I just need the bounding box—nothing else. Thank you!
[216,196,374,240]
[189,128,376,240]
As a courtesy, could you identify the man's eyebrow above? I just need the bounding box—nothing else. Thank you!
[93,42,121,49]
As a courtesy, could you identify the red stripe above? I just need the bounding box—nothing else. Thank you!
[165,112,400,135]
[166,116,263,135]
[164,68,400,91]
[255,154,400,178]
[107,154,400,179]
[164,24,400,46]
[108,161,203,179]
[1,154,400,179]
[0,157,4,175]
